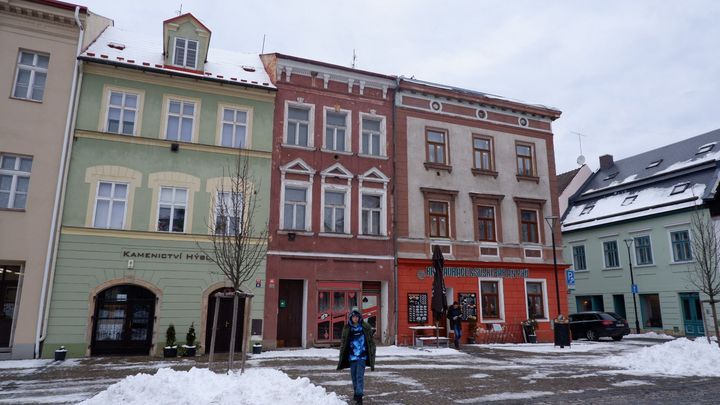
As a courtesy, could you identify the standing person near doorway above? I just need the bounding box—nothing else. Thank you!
[337,307,376,404]
[448,301,463,349]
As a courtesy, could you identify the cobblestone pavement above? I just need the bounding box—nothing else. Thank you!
[1,339,719,404]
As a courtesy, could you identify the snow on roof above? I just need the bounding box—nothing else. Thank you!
[82,26,274,90]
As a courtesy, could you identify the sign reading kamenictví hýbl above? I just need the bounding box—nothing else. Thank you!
[423,267,529,278]
[122,250,214,261]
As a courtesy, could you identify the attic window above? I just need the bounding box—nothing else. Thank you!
[670,183,690,195]
[173,37,198,69]
[580,204,595,215]
[646,159,662,169]
[621,195,637,206]
[603,172,619,181]
[241,66,256,72]
[696,143,716,155]
[107,42,126,50]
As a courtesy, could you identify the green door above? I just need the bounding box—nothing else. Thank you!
[680,293,704,337]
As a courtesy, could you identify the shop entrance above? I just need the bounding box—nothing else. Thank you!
[362,282,381,340]
[277,280,303,347]
[91,285,156,355]
[0,265,22,348]
[317,282,360,343]
[205,288,245,354]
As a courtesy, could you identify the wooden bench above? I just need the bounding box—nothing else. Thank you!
[415,336,450,348]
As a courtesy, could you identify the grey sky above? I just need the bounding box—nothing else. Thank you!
[79,0,720,174]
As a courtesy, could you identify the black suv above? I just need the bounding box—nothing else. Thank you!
[568,311,630,341]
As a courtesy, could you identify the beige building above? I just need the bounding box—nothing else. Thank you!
[0,0,109,359]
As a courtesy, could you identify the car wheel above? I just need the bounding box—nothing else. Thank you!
[612,335,623,341]
[586,329,598,341]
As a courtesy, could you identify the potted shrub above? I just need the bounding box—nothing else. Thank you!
[163,324,178,358]
[182,322,197,357]
[521,318,538,343]
[466,315,478,344]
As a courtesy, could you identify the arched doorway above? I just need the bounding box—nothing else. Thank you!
[91,285,156,356]
[205,288,245,354]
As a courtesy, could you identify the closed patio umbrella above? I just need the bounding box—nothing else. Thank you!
[431,245,448,325]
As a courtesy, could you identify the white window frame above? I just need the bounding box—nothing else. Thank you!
[217,104,253,149]
[280,180,312,232]
[323,106,352,153]
[669,229,693,263]
[359,112,387,157]
[104,89,141,135]
[92,181,129,229]
[214,191,243,235]
[572,244,588,272]
[284,100,315,148]
[359,189,386,236]
[321,184,351,234]
[524,279,549,321]
[633,235,654,266]
[0,154,32,210]
[173,37,199,69]
[163,96,200,143]
[602,240,621,269]
[156,186,188,233]
[12,50,49,102]
[478,278,505,323]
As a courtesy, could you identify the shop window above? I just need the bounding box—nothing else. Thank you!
[526,281,546,319]
[0,265,22,348]
[640,293,663,328]
[317,289,358,342]
[480,282,500,319]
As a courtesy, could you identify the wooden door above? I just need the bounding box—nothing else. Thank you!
[277,280,303,347]
[205,289,245,354]
[91,285,155,356]
[680,293,704,337]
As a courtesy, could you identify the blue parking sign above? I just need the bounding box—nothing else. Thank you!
[566,269,575,288]
[631,284,638,294]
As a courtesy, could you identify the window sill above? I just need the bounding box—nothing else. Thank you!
[278,230,314,236]
[516,174,540,183]
[471,168,498,178]
[282,143,315,151]
[357,235,390,240]
[479,319,505,324]
[0,207,26,212]
[602,267,623,271]
[635,264,656,269]
[319,232,353,238]
[424,162,452,173]
[320,148,353,156]
[357,153,389,160]
[9,95,42,104]
[670,260,694,266]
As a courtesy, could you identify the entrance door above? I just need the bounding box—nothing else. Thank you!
[0,265,21,348]
[680,293,704,336]
[205,288,245,354]
[362,293,380,340]
[91,285,156,356]
[277,280,303,347]
[317,289,358,342]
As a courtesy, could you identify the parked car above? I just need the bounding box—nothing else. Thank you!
[568,311,630,341]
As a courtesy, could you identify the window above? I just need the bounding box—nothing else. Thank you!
[157,187,187,232]
[361,117,383,156]
[361,194,382,235]
[106,91,138,135]
[696,143,715,155]
[603,240,620,268]
[580,204,595,215]
[325,110,348,151]
[473,136,493,171]
[286,106,311,146]
[220,107,248,148]
[477,206,495,242]
[214,192,242,235]
[646,159,662,169]
[634,235,653,265]
[516,143,534,176]
[526,282,545,319]
[670,183,690,195]
[480,281,500,319]
[572,245,587,271]
[93,182,127,229]
[323,190,346,233]
[622,195,637,206]
[640,294,663,328]
[429,201,449,238]
[670,230,692,262]
[520,210,538,243]
[426,129,447,164]
[173,37,198,69]
[0,154,32,209]
[603,172,619,181]
[12,51,48,101]
[283,187,307,230]
[165,99,195,142]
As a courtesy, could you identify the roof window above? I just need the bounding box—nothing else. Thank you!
[580,204,595,215]
[241,66,256,72]
[696,143,716,155]
[646,159,662,169]
[621,195,637,206]
[603,172,619,181]
[107,42,126,50]
[670,183,690,195]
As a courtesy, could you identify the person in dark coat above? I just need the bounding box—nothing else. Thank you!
[337,307,376,404]
[448,301,463,349]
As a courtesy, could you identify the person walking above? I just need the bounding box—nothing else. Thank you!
[448,301,463,349]
[337,307,376,404]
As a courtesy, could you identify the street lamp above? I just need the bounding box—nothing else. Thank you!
[623,238,641,334]
[544,216,561,317]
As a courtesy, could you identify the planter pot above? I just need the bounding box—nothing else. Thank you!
[252,343,262,354]
[54,350,67,361]
[163,346,178,358]
[527,334,537,344]
[181,345,196,357]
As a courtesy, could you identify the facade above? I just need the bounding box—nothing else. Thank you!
[259,54,397,348]
[42,14,276,357]
[394,78,566,344]
[558,164,592,216]
[0,0,110,359]
[561,130,720,337]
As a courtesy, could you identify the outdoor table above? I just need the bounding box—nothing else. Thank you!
[409,325,445,348]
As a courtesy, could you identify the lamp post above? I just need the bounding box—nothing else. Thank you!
[544,216,561,317]
[623,238,641,334]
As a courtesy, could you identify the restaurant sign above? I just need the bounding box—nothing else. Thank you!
[422,266,529,279]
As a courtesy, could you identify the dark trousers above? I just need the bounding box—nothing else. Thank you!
[349,359,366,396]
[453,322,462,345]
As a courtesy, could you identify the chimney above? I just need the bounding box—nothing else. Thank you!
[599,154,614,170]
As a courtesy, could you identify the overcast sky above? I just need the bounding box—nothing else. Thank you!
[79,0,720,174]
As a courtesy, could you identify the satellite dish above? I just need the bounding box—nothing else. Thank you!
[576,155,586,166]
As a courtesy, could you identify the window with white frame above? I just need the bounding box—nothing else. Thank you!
[286,105,311,146]
[214,191,242,235]
[361,117,383,156]
[526,281,546,319]
[603,240,620,268]
[480,280,501,319]
[173,37,198,69]
[0,154,32,209]
[106,91,138,135]
[670,230,692,262]
[325,110,348,151]
[634,235,653,265]
[323,189,347,233]
[283,186,308,230]
[165,99,195,142]
[157,187,187,232]
[572,245,587,271]
[12,51,49,101]
[220,107,248,148]
[93,181,127,229]
[361,193,382,235]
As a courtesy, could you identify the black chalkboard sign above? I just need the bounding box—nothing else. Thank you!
[408,293,428,323]
[458,293,477,321]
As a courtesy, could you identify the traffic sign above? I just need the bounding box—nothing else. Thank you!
[566,269,575,288]
[631,284,638,294]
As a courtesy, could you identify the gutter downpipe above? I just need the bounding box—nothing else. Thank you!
[35,6,84,358]
[392,77,400,345]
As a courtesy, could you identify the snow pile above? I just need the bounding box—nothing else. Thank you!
[80,367,345,405]
[626,332,674,340]
[596,338,720,376]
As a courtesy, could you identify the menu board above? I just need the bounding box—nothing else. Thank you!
[408,293,428,324]
[458,292,477,321]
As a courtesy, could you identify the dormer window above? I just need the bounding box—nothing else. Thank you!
[646,159,662,169]
[173,38,198,69]
[580,204,595,215]
[670,183,690,195]
[621,195,637,206]
[603,172,619,181]
[696,143,715,155]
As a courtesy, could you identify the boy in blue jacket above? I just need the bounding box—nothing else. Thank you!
[337,307,376,404]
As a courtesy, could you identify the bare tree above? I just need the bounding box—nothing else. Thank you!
[198,153,268,371]
[687,209,720,347]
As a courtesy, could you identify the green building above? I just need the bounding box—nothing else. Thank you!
[42,13,275,357]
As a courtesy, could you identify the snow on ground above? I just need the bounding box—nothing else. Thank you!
[626,332,675,340]
[456,390,554,403]
[474,342,615,353]
[0,359,79,369]
[250,345,461,360]
[612,380,653,387]
[80,367,345,405]
[596,338,720,377]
